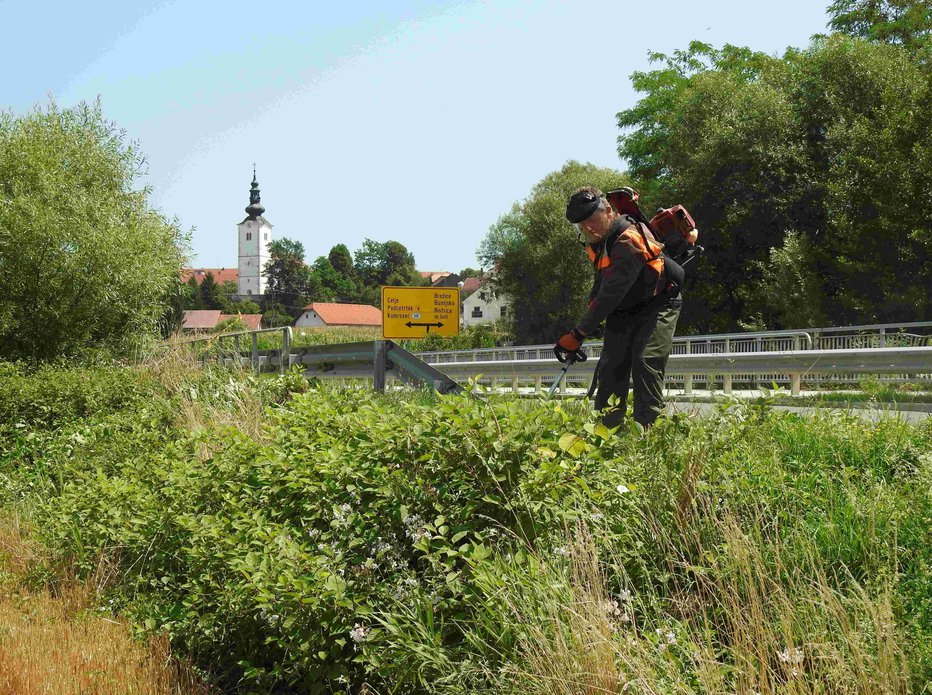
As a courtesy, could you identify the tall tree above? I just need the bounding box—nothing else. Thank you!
[0,101,187,361]
[184,276,205,310]
[328,243,355,279]
[478,161,630,344]
[616,35,931,330]
[199,272,222,310]
[311,256,356,301]
[354,239,419,288]
[828,0,932,53]
[263,238,314,315]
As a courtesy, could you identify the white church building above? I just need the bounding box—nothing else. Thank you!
[237,170,272,297]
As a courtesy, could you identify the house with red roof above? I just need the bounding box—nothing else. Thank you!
[419,271,462,288]
[294,303,382,328]
[182,310,223,331]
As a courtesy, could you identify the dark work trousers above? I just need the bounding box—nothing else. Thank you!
[595,297,682,429]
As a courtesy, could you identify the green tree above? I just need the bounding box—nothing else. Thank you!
[743,231,828,329]
[458,267,483,279]
[354,239,420,289]
[617,34,931,330]
[264,238,314,316]
[0,101,187,361]
[828,0,932,53]
[183,276,205,310]
[261,303,294,328]
[199,272,223,310]
[311,256,355,301]
[478,160,630,344]
[328,243,356,279]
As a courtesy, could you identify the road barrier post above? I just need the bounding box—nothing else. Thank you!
[374,340,388,393]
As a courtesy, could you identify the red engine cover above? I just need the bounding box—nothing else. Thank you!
[649,205,696,243]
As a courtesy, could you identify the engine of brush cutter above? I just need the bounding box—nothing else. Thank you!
[606,188,698,246]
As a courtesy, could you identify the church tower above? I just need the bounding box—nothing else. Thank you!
[237,168,272,297]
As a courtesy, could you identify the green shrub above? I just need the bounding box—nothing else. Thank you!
[0,361,158,430]
[3,364,930,692]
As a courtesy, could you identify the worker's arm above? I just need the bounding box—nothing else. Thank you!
[576,240,643,335]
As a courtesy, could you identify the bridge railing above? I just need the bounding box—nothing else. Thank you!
[176,322,932,396]
[182,333,463,394]
[183,326,294,373]
[415,322,932,365]
[430,346,932,397]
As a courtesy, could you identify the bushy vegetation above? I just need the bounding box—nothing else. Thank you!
[0,101,187,361]
[1,360,929,693]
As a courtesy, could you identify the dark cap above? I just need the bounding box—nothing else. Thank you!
[565,189,602,223]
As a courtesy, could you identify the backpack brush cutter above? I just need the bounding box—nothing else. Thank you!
[565,187,705,401]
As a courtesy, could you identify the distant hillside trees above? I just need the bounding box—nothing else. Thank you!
[0,101,187,361]
[260,237,423,320]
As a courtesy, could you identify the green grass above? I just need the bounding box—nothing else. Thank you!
[1,358,929,693]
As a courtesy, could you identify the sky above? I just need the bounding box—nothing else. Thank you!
[4,0,831,273]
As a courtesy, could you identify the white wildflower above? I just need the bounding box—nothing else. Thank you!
[655,628,676,650]
[778,646,804,665]
[616,484,630,494]
[600,599,622,617]
[349,623,370,643]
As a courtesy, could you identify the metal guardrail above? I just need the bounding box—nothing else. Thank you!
[180,322,932,397]
[197,337,463,394]
[431,347,932,397]
[185,326,294,374]
[416,331,815,364]
[415,322,932,364]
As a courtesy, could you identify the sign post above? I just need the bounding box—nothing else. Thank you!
[381,286,461,339]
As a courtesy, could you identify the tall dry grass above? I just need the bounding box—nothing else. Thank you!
[491,516,908,694]
[0,515,211,695]
[141,336,270,444]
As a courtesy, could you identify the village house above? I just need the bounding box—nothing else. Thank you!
[294,303,382,328]
[461,277,509,327]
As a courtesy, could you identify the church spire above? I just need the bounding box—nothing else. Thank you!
[245,165,266,218]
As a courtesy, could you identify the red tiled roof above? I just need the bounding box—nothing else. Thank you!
[181,268,239,286]
[182,310,222,330]
[301,302,382,326]
[220,314,262,331]
[419,271,451,283]
[461,277,484,294]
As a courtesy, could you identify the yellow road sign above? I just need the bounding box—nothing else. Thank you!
[381,286,460,339]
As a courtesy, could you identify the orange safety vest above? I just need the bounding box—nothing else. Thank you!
[586,221,666,295]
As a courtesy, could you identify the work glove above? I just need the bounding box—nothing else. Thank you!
[554,327,586,362]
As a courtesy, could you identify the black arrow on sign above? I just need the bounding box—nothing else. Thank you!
[405,321,444,333]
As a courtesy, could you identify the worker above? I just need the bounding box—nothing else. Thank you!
[554,186,696,429]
